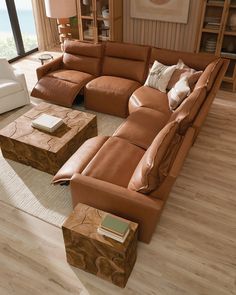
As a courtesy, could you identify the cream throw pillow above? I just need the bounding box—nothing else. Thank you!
[168,77,190,110]
[145,61,176,93]
[167,59,203,91]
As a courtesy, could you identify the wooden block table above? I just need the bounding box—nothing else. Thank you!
[62,204,138,288]
[0,102,97,174]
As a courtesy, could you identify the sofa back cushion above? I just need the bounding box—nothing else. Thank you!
[128,121,179,194]
[170,86,207,134]
[195,58,223,92]
[150,47,219,71]
[102,42,150,83]
[63,40,104,76]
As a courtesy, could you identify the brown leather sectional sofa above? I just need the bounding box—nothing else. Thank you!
[32,40,229,243]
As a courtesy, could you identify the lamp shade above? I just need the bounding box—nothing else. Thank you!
[44,0,77,18]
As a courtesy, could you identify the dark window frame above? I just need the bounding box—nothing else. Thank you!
[5,0,38,62]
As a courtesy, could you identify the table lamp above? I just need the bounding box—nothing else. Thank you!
[44,0,77,43]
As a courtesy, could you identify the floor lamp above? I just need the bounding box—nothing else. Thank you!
[44,0,77,43]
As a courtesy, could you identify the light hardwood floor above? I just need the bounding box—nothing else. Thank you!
[0,52,235,295]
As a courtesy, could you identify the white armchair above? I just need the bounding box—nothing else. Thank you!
[0,58,30,114]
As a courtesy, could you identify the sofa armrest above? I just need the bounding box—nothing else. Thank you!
[70,173,164,243]
[192,58,229,139]
[13,69,29,95]
[169,127,195,178]
[36,56,63,80]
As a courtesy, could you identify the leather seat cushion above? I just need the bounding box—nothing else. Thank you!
[52,136,109,184]
[85,76,141,118]
[114,107,169,150]
[0,79,22,98]
[31,76,84,107]
[170,86,207,134]
[47,69,94,85]
[129,86,172,116]
[82,137,145,187]
[128,121,179,194]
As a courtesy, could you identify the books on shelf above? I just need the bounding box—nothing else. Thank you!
[32,114,63,133]
[221,52,236,58]
[97,214,130,243]
[205,22,220,30]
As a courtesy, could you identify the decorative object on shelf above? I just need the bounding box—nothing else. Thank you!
[130,0,190,24]
[44,0,77,43]
[229,13,236,31]
[87,24,94,37]
[204,38,217,53]
[102,6,109,27]
[82,0,89,5]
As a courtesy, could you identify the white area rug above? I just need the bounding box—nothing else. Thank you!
[0,102,123,227]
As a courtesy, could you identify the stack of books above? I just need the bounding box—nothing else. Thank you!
[204,22,220,30]
[31,114,63,133]
[97,214,130,243]
[204,16,221,30]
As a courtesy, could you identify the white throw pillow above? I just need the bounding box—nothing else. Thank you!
[167,77,190,111]
[145,61,176,93]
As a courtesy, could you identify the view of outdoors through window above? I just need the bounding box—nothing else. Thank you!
[0,0,38,60]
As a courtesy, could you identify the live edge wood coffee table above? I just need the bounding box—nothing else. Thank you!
[0,102,97,174]
[62,204,138,288]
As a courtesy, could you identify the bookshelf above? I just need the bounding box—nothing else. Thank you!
[195,0,236,91]
[76,0,123,43]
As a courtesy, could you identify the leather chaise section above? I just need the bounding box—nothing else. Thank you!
[52,136,109,184]
[82,137,145,187]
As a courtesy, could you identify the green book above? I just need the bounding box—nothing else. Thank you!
[101,214,130,237]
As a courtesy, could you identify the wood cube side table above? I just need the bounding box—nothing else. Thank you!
[62,204,138,288]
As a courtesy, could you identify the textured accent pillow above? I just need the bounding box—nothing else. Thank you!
[167,59,203,91]
[168,77,191,111]
[145,61,176,93]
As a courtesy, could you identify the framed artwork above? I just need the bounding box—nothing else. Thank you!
[130,0,190,24]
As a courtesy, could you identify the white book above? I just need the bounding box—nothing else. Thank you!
[32,114,63,133]
[97,227,130,243]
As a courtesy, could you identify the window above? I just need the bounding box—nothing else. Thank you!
[0,0,38,61]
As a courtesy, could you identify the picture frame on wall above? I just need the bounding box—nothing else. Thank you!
[130,0,190,24]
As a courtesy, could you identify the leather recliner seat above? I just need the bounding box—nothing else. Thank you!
[31,41,104,107]
[84,42,151,118]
